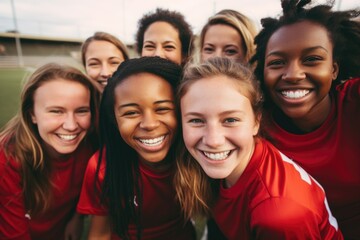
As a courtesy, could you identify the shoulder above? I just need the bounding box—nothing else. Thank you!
[251,198,318,234]
[336,77,360,99]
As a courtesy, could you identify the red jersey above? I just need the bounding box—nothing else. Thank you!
[77,150,196,240]
[264,78,360,239]
[213,139,343,240]
[0,143,94,240]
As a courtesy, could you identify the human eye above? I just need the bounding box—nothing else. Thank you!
[76,107,90,115]
[202,46,214,54]
[224,48,238,56]
[87,61,99,67]
[48,108,63,114]
[266,58,285,68]
[156,106,173,114]
[123,110,139,117]
[143,44,155,50]
[303,55,323,64]
[188,118,204,124]
[224,118,239,124]
[164,45,176,51]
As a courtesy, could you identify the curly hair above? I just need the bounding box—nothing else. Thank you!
[251,0,360,87]
[135,8,194,66]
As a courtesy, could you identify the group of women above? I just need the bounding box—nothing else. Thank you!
[1,0,359,239]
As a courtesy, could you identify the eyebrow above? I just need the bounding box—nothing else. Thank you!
[184,110,245,117]
[144,40,177,45]
[117,100,174,109]
[266,46,329,58]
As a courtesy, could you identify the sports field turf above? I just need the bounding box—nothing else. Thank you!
[0,68,32,128]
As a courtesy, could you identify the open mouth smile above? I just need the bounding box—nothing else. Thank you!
[138,135,165,147]
[281,89,310,99]
[202,150,231,161]
[57,134,78,141]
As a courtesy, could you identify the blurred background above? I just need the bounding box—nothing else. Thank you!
[0,0,358,127]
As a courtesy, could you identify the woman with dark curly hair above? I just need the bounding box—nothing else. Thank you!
[135,8,193,66]
[250,0,360,238]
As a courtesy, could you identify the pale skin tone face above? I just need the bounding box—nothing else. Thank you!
[31,78,91,159]
[181,76,259,187]
[114,72,177,165]
[141,21,183,65]
[264,20,339,132]
[85,40,125,91]
[201,24,245,63]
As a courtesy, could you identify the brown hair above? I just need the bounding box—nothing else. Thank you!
[0,63,99,215]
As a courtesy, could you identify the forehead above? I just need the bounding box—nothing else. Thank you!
[114,72,174,100]
[144,21,180,40]
[266,20,333,53]
[204,24,241,42]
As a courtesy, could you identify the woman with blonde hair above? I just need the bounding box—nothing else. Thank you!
[199,9,257,64]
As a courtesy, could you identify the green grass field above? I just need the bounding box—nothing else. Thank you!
[0,68,32,128]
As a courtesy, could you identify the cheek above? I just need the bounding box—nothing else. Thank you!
[87,69,99,79]
[79,115,92,130]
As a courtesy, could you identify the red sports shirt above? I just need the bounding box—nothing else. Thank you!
[264,78,360,239]
[213,139,343,240]
[77,150,196,240]
[0,143,93,240]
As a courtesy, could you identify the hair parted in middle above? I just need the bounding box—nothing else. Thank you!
[199,9,258,64]
[175,57,263,220]
[97,56,182,239]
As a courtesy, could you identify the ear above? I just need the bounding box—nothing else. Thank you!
[253,113,262,136]
[31,111,37,124]
[332,61,339,81]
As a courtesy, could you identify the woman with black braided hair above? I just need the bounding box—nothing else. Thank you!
[250,0,360,239]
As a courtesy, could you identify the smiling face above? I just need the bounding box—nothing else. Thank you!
[114,72,177,164]
[85,40,125,90]
[141,21,182,65]
[264,21,338,129]
[181,76,259,187]
[31,79,91,158]
[201,24,245,63]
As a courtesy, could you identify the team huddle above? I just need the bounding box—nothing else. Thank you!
[1,0,359,239]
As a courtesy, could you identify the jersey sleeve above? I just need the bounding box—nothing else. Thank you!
[76,151,108,215]
[251,197,343,240]
[0,152,31,240]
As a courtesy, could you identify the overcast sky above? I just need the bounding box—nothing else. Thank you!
[0,0,358,44]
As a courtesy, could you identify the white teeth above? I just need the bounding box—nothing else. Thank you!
[139,136,165,146]
[203,151,230,160]
[281,90,310,99]
[58,134,77,140]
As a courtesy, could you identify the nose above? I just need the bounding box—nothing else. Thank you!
[214,49,223,58]
[154,47,166,58]
[140,111,160,131]
[100,64,112,78]
[63,114,78,131]
[202,123,224,148]
[282,61,306,82]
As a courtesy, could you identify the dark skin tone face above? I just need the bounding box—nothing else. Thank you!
[264,20,339,133]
